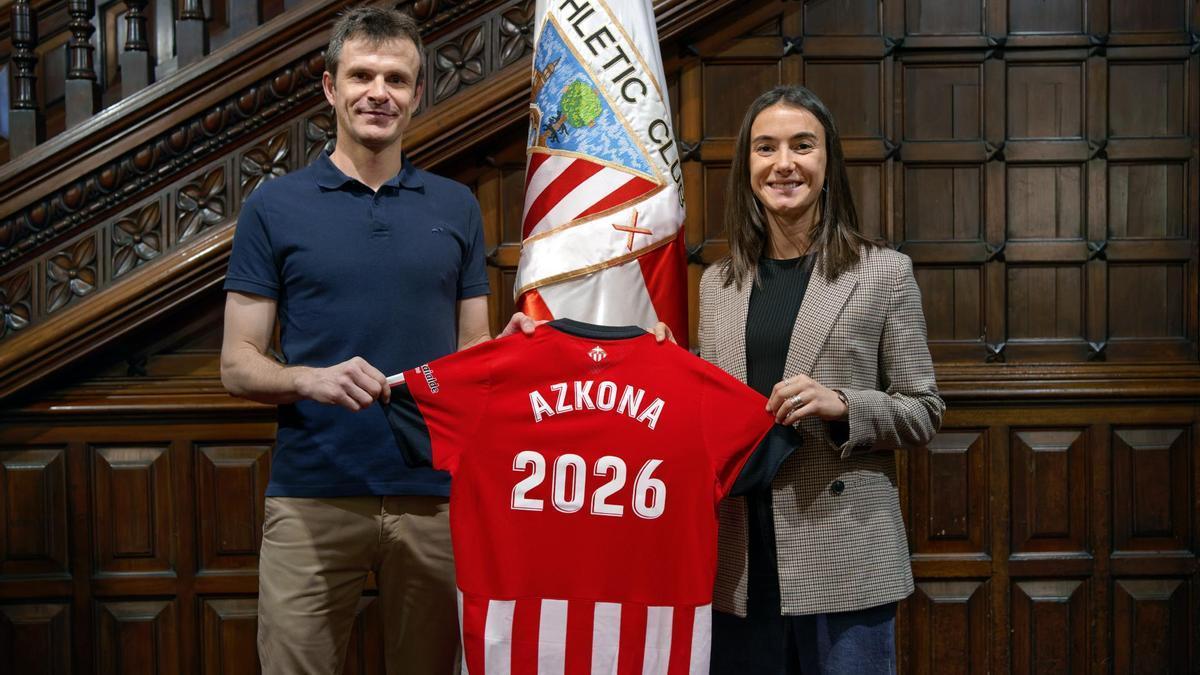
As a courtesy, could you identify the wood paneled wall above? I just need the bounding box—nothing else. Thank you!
[1,0,1198,673]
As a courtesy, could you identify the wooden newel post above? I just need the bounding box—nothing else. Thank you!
[120,0,153,96]
[9,0,44,157]
[176,0,208,68]
[65,0,99,128]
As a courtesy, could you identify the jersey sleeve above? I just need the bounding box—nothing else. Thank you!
[223,190,280,299]
[696,358,795,499]
[382,340,494,475]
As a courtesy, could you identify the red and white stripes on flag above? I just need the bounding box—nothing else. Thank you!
[458,591,712,675]
[516,0,688,346]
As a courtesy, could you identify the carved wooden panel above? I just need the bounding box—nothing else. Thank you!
[44,231,101,315]
[915,266,983,342]
[803,0,881,36]
[111,198,165,279]
[1108,62,1187,138]
[1010,580,1088,674]
[1008,0,1085,35]
[804,61,884,140]
[846,163,884,240]
[906,581,989,674]
[1010,430,1088,556]
[1111,427,1191,555]
[176,164,231,245]
[92,444,175,575]
[1006,63,1084,140]
[95,599,180,675]
[1107,264,1185,339]
[1006,266,1084,340]
[1107,163,1186,239]
[904,65,983,141]
[909,430,988,557]
[195,443,271,574]
[1112,579,1191,673]
[0,266,36,339]
[0,603,71,675]
[906,0,983,36]
[904,166,983,240]
[1109,0,1190,35]
[702,62,780,139]
[238,130,293,204]
[0,447,69,577]
[1006,165,1084,239]
[199,597,259,675]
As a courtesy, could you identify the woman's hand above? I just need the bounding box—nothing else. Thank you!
[766,374,848,425]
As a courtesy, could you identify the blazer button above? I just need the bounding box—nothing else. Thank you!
[831,480,845,495]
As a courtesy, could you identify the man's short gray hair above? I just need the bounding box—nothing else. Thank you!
[325,7,423,82]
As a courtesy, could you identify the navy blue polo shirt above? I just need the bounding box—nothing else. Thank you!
[224,152,490,497]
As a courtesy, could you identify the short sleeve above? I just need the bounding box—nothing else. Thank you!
[224,192,280,299]
[697,358,780,498]
[458,195,490,300]
[383,339,495,474]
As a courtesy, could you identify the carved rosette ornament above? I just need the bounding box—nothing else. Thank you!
[433,26,486,103]
[239,131,291,199]
[46,236,98,313]
[0,269,33,337]
[499,0,534,67]
[112,201,163,278]
[305,112,336,163]
[176,167,227,242]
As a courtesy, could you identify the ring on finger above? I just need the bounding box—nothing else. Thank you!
[787,393,804,409]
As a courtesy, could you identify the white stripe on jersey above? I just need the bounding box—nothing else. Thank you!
[592,602,622,674]
[689,605,712,674]
[458,591,469,675]
[484,599,516,675]
[538,599,568,675]
[642,606,673,675]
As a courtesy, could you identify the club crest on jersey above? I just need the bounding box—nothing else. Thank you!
[588,345,607,362]
[419,364,440,393]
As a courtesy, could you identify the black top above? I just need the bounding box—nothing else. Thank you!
[743,255,812,617]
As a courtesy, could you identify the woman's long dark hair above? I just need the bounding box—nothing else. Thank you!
[723,85,877,288]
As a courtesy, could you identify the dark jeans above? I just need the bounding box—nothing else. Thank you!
[710,601,898,675]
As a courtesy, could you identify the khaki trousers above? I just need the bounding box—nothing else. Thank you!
[257,496,459,675]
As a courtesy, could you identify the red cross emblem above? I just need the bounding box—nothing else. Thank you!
[612,210,652,252]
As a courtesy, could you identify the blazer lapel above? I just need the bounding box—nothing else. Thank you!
[726,277,752,383]
[782,257,859,378]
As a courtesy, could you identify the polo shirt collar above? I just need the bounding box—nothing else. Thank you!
[313,150,424,191]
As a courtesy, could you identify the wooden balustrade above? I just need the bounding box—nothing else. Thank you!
[3,1,309,160]
[8,0,43,156]
[64,0,99,127]
[121,0,153,96]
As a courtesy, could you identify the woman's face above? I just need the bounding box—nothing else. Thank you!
[748,103,827,227]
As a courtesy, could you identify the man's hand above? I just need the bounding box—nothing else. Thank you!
[498,312,546,338]
[651,322,676,345]
[293,356,391,411]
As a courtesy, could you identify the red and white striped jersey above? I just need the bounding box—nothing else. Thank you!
[385,320,792,675]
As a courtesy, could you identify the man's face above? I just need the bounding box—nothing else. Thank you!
[323,37,423,153]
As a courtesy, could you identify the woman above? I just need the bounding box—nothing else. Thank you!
[701,86,944,673]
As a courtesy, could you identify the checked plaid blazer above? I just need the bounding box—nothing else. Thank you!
[699,245,945,617]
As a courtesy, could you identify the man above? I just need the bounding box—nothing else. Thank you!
[220,8,533,674]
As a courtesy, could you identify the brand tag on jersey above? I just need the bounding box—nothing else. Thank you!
[420,364,440,393]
